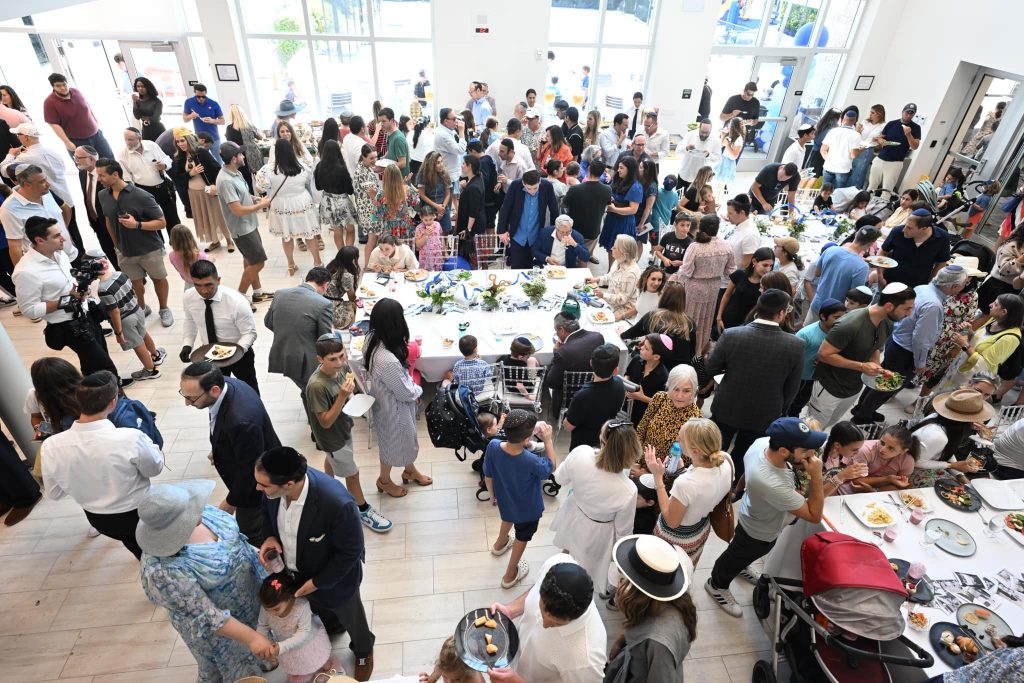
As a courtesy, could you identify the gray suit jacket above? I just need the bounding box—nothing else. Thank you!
[264,283,333,387]
[705,321,805,433]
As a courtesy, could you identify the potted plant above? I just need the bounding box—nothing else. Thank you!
[521,277,547,307]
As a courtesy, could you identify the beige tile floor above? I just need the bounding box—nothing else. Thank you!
[0,207,773,682]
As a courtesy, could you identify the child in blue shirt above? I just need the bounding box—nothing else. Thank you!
[483,409,557,588]
[651,175,679,235]
[791,299,847,417]
[446,335,493,394]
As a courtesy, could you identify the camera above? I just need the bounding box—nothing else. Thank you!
[71,253,106,292]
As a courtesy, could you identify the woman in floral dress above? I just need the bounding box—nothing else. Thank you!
[372,164,418,242]
[911,276,980,406]
[352,144,382,259]
[138,481,270,683]
[673,214,736,354]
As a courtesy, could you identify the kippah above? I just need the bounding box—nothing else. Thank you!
[856,285,873,296]
[911,208,932,217]
[259,446,304,476]
[547,562,594,608]
[881,282,909,294]
[502,409,534,433]
[659,334,674,351]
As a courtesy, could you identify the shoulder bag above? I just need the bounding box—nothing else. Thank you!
[709,453,736,542]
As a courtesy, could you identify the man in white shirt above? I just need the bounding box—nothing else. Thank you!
[179,259,260,394]
[626,91,644,139]
[781,123,815,172]
[12,216,122,380]
[495,139,528,192]
[724,194,761,270]
[599,113,629,166]
[820,109,862,189]
[341,115,370,179]
[0,122,75,208]
[642,111,670,162]
[117,126,179,231]
[434,107,468,195]
[0,163,77,265]
[676,118,721,189]
[41,370,164,559]
[489,553,606,683]
[485,118,535,172]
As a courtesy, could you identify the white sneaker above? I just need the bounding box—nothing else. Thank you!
[739,565,761,585]
[705,578,743,617]
[358,505,392,533]
[87,526,100,538]
[158,308,174,327]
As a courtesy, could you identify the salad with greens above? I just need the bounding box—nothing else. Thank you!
[874,371,904,392]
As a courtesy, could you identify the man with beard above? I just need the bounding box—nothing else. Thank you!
[117,126,179,233]
[42,73,115,158]
[704,417,826,618]
[216,142,272,302]
[805,283,917,426]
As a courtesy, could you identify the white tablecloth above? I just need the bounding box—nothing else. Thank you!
[762,484,1024,680]
[350,268,628,383]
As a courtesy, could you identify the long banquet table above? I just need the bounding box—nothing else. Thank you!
[348,268,628,383]
[762,481,1024,680]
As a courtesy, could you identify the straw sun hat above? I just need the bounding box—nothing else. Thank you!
[931,389,996,423]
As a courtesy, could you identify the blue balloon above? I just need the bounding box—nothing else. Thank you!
[782,23,829,86]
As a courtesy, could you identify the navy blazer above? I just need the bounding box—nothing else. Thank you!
[531,227,590,268]
[496,178,559,242]
[263,468,365,608]
[211,378,281,508]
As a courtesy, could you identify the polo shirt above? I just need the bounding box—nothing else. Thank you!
[0,189,78,261]
[514,189,540,247]
[810,246,869,313]
[816,307,893,398]
[42,88,99,138]
[216,166,259,238]
[386,129,409,169]
[881,225,951,288]
[97,182,165,257]
[877,119,922,162]
[183,95,224,140]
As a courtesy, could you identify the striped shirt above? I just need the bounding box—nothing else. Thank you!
[98,271,140,318]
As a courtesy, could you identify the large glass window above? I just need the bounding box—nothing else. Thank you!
[375,46,432,114]
[714,0,766,46]
[762,0,823,48]
[241,0,308,35]
[601,0,656,44]
[247,38,316,119]
[820,0,864,48]
[373,0,431,38]
[549,1,601,43]
[311,40,374,118]
[307,0,370,35]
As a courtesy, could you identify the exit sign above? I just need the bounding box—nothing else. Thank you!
[475,27,490,33]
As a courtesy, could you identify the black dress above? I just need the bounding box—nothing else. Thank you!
[625,355,668,425]
[133,96,165,142]
[720,270,761,330]
[620,311,696,371]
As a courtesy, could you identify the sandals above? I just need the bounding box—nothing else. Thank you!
[491,530,516,556]
[401,471,433,486]
[204,241,221,253]
[287,263,298,276]
[376,478,407,498]
[501,560,530,589]
[227,242,236,253]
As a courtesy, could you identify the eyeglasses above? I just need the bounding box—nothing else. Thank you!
[178,387,208,405]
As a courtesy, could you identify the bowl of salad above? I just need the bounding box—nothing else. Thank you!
[862,370,904,392]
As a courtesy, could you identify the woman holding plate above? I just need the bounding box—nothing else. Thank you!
[907,389,993,487]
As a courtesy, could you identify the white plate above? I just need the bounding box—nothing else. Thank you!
[357,288,381,300]
[403,270,430,283]
[342,393,375,417]
[587,308,615,325]
[897,491,932,513]
[545,267,567,279]
[491,321,517,336]
[1003,512,1024,547]
[971,479,1024,510]
[866,256,898,269]
[847,499,896,528]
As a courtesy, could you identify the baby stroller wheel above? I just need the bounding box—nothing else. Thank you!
[752,575,771,620]
[542,475,561,497]
[475,486,491,502]
[751,659,776,683]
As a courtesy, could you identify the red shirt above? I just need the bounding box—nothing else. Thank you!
[43,88,99,138]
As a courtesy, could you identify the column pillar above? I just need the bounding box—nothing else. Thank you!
[0,323,34,459]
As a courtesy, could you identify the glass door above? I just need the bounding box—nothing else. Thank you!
[934,75,1019,186]
[47,37,132,139]
[117,41,195,119]
[737,56,802,171]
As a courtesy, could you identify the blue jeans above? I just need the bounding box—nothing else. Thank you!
[849,148,874,189]
[69,129,114,160]
[821,170,852,189]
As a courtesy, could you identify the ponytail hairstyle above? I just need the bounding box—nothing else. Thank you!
[679,417,728,468]
[822,421,864,461]
[881,424,920,461]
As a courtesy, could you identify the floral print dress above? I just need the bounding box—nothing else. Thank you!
[140,506,266,683]
[325,271,356,329]
[921,290,978,384]
[372,189,418,240]
[353,164,381,237]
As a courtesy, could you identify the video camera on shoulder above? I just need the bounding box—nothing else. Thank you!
[70,250,107,291]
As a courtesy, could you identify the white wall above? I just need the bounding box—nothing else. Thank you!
[430,0,550,122]
[833,0,1024,186]
[192,0,256,123]
[10,0,185,35]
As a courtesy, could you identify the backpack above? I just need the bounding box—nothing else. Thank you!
[425,384,465,452]
[109,396,164,448]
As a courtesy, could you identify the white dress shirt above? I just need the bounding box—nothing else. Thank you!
[117,140,172,187]
[598,127,627,166]
[0,188,77,260]
[514,553,607,683]
[676,130,722,182]
[644,126,671,160]
[0,141,73,206]
[485,136,535,172]
[277,474,310,572]
[433,125,468,183]
[781,140,807,169]
[41,419,164,514]
[549,228,567,265]
[11,247,84,322]
[182,285,258,350]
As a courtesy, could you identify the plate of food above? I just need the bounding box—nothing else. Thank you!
[491,321,517,336]
[907,608,929,632]
[545,266,567,279]
[889,558,934,603]
[861,370,904,392]
[924,518,977,557]
[450,269,472,281]
[454,608,520,672]
[866,255,898,268]
[514,332,544,352]
[848,500,895,528]
[204,343,238,362]
[898,491,932,513]
[1004,512,1024,546]
[404,269,430,282]
[929,622,981,668]
[441,337,455,348]
[572,282,594,294]
[971,479,1024,510]
[934,478,982,512]
[587,308,614,324]
[357,285,379,299]
[957,605,1013,651]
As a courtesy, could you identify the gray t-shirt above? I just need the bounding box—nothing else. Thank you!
[97,182,165,257]
[738,437,806,542]
[216,166,258,238]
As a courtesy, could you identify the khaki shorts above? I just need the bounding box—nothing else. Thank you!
[324,441,358,478]
[119,249,168,281]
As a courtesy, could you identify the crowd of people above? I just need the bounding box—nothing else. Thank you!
[1,70,1023,683]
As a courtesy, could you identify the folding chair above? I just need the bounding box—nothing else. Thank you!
[329,92,353,117]
[556,370,593,435]
[473,233,507,270]
[993,404,1024,436]
[348,357,375,449]
[497,363,546,414]
[465,363,503,405]
[438,234,459,263]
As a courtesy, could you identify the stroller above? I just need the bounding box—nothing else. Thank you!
[751,531,933,683]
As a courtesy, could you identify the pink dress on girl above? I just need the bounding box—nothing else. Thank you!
[415,220,444,271]
[257,598,336,682]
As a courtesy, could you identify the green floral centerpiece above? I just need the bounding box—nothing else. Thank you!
[832,215,856,241]
[416,281,455,312]
[754,215,772,235]
[521,277,547,306]
[480,277,508,311]
[787,216,807,239]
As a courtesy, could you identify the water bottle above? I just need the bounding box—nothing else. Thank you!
[665,442,682,475]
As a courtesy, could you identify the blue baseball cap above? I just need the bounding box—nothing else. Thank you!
[766,417,828,450]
